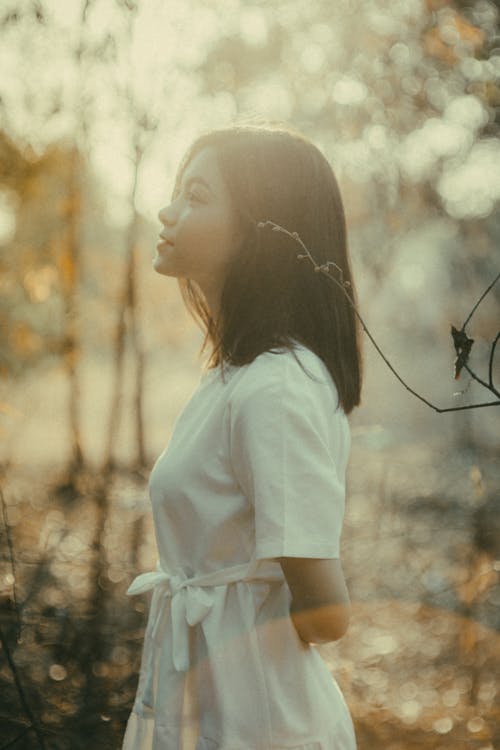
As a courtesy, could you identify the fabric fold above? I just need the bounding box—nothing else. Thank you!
[126,557,285,722]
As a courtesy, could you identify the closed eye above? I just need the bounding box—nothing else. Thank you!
[185,188,203,203]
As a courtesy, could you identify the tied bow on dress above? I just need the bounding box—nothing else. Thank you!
[126,557,285,715]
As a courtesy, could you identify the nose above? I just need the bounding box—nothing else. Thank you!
[158,203,177,227]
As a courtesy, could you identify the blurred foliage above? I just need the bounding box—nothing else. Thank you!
[1,439,499,748]
[0,0,497,381]
[0,0,499,748]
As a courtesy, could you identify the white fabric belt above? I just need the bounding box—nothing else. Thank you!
[127,558,284,695]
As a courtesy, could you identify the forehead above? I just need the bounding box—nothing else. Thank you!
[180,146,224,190]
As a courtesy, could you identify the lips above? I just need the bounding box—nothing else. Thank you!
[157,236,174,249]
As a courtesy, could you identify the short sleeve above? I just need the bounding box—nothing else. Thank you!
[229,350,350,560]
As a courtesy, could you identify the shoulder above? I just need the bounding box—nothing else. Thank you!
[228,343,343,421]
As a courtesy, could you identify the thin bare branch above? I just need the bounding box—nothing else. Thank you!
[0,626,47,749]
[462,270,500,330]
[464,361,500,399]
[257,221,500,413]
[0,485,20,641]
[489,332,500,392]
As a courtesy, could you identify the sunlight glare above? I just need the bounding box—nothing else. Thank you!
[301,44,326,74]
[44,0,83,28]
[389,42,411,67]
[427,118,471,158]
[0,191,17,244]
[444,94,489,131]
[400,263,425,292]
[460,57,486,80]
[365,124,390,151]
[342,140,373,183]
[366,7,401,36]
[49,664,68,681]
[238,6,268,46]
[245,78,293,120]
[433,717,453,734]
[332,77,369,106]
[399,699,422,722]
[437,140,500,219]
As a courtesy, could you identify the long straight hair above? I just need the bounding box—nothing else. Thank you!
[172,123,363,414]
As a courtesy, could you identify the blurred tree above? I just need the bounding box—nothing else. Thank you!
[101,0,158,475]
[0,138,81,374]
[0,2,499,748]
[0,0,95,473]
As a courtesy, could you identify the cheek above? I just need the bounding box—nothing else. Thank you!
[181,214,235,263]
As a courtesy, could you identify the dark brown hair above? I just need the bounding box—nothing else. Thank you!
[172,123,363,414]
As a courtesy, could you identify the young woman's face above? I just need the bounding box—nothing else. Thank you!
[155,146,241,304]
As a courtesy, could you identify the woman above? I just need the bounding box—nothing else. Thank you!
[122,123,362,750]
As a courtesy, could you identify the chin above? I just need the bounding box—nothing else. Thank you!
[153,256,176,277]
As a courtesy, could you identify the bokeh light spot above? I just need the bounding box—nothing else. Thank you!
[49,664,67,681]
[433,717,453,734]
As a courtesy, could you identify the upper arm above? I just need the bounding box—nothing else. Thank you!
[228,350,352,642]
[277,556,351,643]
[229,353,350,562]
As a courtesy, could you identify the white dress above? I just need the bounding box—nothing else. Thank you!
[121,341,357,750]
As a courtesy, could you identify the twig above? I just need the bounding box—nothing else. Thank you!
[257,221,500,413]
[0,486,21,641]
[457,269,500,398]
[462,270,500,330]
[0,626,47,749]
[464,361,499,398]
[489,332,499,391]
